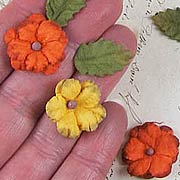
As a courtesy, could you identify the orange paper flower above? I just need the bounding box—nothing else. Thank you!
[122,122,179,179]
[5,14,68,75]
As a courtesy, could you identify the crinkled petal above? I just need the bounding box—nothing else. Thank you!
[57,111,81,138]
[130,126,140,137]
[136,130,154,148]
[8,39,32,58]
[75,109,99,132]
[149,155,172,178]
[144,123,162,139]
[59,79,81,100]
[27,14,46,24]
[90,104,106,123]
[37,21,67,43]
[44,63,60,75]
[5,28,16,44]
[81,80,95,89]
[9,41,30,71]
[123,137,147,162]
[18,22,39,43]
[130,122,161,148]
[55,80,65,95]
[42,41,66,65]
[11,59,21,70]
[26,52,48,72]
[46,95,67,122]
[160,126,174,136]
[11,58,26,70]
[76,81,101,108]
[155,134,179,162]
[128,157,152,177]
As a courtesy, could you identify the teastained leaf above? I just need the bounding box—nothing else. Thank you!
[75,39,134,77]
[46,0,86,27]
[152,8,180,41]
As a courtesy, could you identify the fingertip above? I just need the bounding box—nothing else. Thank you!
[64,0,123,44]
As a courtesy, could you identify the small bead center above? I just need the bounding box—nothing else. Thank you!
[67,100,77,109]
[31,41,42,51]
[146,148,155,156]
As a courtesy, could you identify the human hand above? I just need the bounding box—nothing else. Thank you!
[0,0,137,179]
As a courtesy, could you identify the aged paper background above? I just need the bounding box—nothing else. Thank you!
[0,0,180,180]
[107,0,180,180]
[0,0,9,9]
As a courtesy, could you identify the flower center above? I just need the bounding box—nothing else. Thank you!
[31,41,42,51]
[67,100,77,109]
[146,148,155,156]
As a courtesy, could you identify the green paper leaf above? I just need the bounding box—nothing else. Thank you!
[46,0,86,27]
[75,39,134,77]
[152,8,180,41]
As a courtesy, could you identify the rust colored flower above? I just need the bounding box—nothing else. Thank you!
[5,14,68,75]
[122,122,179,179]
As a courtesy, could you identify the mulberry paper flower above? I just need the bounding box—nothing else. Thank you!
[5,14,68,75]
[46,79,106,138]
[122,122,179,179]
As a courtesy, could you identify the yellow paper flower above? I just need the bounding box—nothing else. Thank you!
[46,79,106,138]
